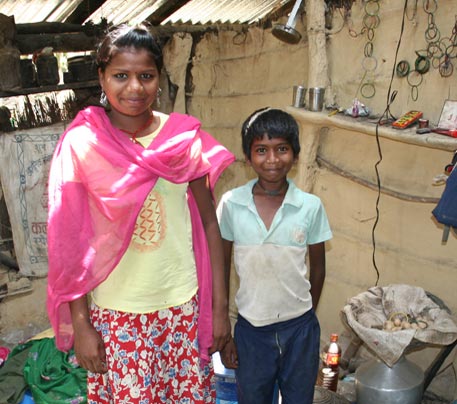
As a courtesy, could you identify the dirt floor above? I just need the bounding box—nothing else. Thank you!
[421,391,454,404]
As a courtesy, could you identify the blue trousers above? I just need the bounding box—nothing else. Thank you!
[234,310,320,404]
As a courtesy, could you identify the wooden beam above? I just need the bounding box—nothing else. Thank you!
[16,22,102,35]
[16,32,98,54]
[0,80,100,98]
[147,0,193,25]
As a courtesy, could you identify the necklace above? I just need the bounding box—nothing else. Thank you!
[255,181,288,196]
[119,114,154,145]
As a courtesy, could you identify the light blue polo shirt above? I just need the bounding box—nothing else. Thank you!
[217,179,332,326]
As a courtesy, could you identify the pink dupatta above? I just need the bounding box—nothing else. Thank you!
[47,106,234,361]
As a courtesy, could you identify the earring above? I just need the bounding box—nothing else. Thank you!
[156,87,162,107]
[100,90,108,107]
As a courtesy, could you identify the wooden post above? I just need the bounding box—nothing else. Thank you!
[306,0,328,90]
[287,0,329,192]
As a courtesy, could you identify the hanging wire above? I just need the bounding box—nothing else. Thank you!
[371,0,409,286]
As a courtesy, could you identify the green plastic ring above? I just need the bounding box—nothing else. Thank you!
[396,60,410,77]
[415,55,430,74]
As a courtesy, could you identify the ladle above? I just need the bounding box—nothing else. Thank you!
[272,0,304,44]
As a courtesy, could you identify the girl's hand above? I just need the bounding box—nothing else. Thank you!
[73,321,107,374]
[189,175,232,354]
[209,308,231,354]
[220,338,238,369]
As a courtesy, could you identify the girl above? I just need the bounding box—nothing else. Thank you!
[47,23,235,403]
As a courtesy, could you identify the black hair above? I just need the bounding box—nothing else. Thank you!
[241,108,300,160]
[96,23,163,73]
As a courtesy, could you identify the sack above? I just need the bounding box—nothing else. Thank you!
[0,124,64,276]
[432,165,457,228]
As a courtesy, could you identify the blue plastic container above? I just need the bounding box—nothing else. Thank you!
[213,352,238,404]
[212,352,280,404]
[20,390,35,404]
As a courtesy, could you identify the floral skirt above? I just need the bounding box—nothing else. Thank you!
[87,295,215,404]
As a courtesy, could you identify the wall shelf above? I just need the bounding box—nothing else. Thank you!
[287,107,457,153]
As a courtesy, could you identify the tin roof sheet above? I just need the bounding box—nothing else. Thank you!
[162,0,290,25]
[0,0,291,26]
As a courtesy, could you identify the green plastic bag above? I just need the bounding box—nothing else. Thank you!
[0,342,33,404]
[23,338,87,404]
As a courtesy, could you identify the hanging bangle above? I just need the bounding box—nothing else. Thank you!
[361,82,376,98]
[415,54,430,74]
[407,70,424,87]
[396,60,410,77]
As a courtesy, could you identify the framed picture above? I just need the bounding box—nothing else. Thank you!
[437,100,457,129]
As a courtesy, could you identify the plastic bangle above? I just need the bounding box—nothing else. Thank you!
[423,0,438,14]
[427,42,443,59]
[365,0,380,16]
[363,15,380,31]
[415,55,430,74]
[425,24,440,42]
[364,41,374,58]
[407,70,423,87]
[361,82,376,98]
[432,57,441,69]
[439,59,453,77]
[411,85,419,101]
[396,60,410,77]
[363,56,378,72]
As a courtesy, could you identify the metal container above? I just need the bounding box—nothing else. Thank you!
[292,85,306,108]
[355,356,424,404]
[20,59,37,88]
[36,55,59,86]
[66,55,98,83]
[0,47,21,90]
[308,87,326,111]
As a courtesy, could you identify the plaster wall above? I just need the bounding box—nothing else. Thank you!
[311,124,456,322]
[1,0,456,399]
[327,0,457,123]
[185,0,457,398]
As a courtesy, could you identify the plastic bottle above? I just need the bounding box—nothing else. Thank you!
[316,333,341,392]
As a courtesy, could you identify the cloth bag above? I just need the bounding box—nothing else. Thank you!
[432,165,457,228]
[341,284,457,367]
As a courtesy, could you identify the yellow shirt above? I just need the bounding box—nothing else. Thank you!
[91,113,198,312]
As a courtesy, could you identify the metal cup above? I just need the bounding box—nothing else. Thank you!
[418,118,429,128]
[292,85,306,108]
[308,87,326,111]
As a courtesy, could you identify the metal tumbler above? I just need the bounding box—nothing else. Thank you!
[292,85,306,108]
[308,87,325,111]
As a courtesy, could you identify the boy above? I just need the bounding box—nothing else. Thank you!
[216,108,332,404]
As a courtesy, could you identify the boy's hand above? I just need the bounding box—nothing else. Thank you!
[220,338,238,369]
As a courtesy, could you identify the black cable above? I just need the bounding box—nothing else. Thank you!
[371,0,409,286]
